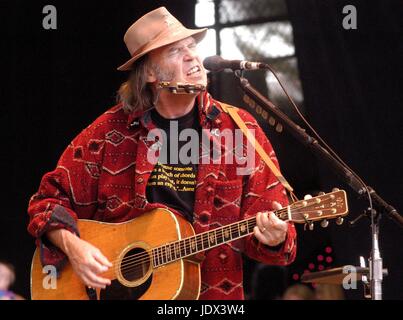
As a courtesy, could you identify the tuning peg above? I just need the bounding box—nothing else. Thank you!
[304,194,312,200]
[318,191,325,196]
[336,217,344,225]
[320,219,329,228]
[275,123,283,133]
[332,187,340,192]
[304,222,315,231]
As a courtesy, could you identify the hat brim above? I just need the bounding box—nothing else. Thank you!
[117,27,208,71]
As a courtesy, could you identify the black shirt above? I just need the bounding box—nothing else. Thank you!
[146,105,200,222]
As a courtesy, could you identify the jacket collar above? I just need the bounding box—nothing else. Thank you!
[126,91,222,130]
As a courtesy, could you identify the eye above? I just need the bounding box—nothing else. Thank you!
[169,47,181,55]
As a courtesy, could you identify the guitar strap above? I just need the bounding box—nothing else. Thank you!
[220,102,296,199]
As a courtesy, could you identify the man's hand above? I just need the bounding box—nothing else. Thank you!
[253,201,288,247]
[47,229,112,289]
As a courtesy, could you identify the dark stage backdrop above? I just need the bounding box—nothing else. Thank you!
[0,0,198,299]
[1,0,402,300]
[285,0,403,299]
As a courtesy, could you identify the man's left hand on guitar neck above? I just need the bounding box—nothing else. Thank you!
[253,201,288,247]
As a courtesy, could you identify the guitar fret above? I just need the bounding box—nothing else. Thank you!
[165,244,170,263]
[175,242,180,259]
[156,247,161,266]
[239,221,248,236]
[154,247,158,266]
[216,228,223,245]
[172,243,176,260]
[197,234,203,251]
[223,225,232,241]
[158,247,162,265]
[159,247,164,265]
[163,246,168,264]
[152,249,157,267]
[180,240,186,257]
[231,223,239,239]
[166,244,171,262]
[208,231,216,247]
[183,239,190,256]
[202,233,209,249]
[247,219,255,233]
[190,237,197,253]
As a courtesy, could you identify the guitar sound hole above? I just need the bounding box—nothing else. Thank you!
[120,247,151,282]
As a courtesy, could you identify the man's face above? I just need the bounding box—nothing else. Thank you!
[147,37,207,87]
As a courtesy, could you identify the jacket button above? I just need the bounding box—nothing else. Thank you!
[137,177,144,183]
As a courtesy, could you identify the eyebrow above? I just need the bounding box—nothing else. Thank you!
[168,40,197,52]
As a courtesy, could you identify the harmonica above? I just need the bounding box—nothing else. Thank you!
[158,81,206,94]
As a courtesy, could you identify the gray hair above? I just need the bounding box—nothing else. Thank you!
[117,55,156,114]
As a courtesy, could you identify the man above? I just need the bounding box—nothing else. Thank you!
[28,7,296,300]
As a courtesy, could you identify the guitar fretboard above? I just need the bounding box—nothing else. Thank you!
[151,216,257,267]
[149,190,346,268]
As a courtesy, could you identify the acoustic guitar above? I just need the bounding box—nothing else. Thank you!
[31,189,348,300]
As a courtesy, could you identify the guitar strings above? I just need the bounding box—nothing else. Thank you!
[117,206,334,277]
[119,207,339,281]
[118,206,340,281]
[114,198,336,274]
[114,204,296,272]
[114,199,338,276]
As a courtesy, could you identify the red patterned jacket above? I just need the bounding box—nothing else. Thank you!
[27,92,296,299]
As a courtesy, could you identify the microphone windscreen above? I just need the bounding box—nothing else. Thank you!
[203,55,226,72]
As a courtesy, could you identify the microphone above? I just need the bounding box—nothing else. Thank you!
[203,55,268,72]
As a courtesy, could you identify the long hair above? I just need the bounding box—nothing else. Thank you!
[117,55,155,114]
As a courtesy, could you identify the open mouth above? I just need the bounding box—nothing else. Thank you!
[186,65,201,76]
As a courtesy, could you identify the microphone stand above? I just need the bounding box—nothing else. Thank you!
[233,72,403,300]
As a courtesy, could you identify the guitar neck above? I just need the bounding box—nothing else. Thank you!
[151,212,282,268]
[150,189,348,268]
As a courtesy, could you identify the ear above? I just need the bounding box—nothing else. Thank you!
[145,64,157,83]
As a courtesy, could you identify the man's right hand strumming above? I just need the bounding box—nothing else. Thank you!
[46,229,112,289]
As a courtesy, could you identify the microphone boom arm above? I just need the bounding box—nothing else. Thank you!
[236,74,403,228]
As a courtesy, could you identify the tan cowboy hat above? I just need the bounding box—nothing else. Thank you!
[117,7,207,71]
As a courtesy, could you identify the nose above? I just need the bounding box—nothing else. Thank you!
[183,46,198,61]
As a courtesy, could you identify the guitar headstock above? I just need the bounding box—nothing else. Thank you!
[282,189,348,228]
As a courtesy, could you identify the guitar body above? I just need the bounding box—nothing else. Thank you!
[31,208,201,300]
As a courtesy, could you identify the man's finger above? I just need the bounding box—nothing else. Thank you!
[85,270,111,287]
[253,226,269,244]
[88,259,109,274]
[93,250,113,268]
[268,212,288,229]
[272,201,283,210]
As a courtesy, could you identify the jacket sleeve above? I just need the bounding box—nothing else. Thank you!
[237,110,297,266]
[27,124,105,271]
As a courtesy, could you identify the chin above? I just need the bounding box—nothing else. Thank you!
[189,77,207,87]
